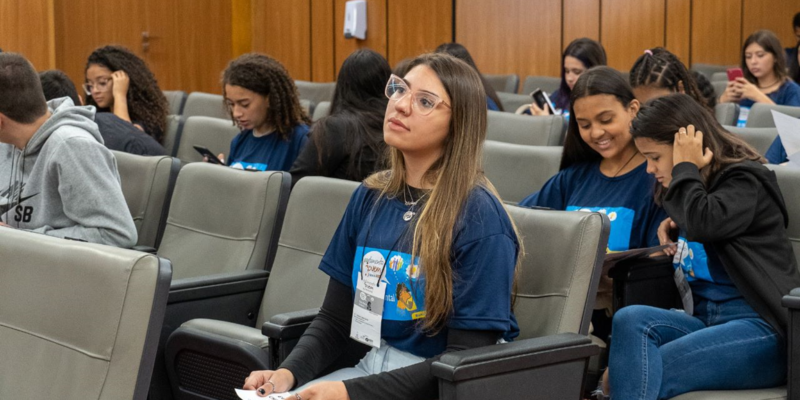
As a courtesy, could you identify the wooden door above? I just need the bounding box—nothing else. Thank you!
[0,0,55,70]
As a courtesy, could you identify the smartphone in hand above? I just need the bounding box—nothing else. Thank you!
[530,89,555,115]
[726,67,744,81]
[193,145,223,164]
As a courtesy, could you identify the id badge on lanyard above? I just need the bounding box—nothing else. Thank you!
[350,251,388,348]
[673,240,694,315]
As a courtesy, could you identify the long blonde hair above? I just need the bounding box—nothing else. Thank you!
[365,53,523,334]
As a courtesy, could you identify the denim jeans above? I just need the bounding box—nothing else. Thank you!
[608,298,786,399]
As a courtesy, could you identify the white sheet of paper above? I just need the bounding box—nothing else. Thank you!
[770,110,800,165]
[235,389,294,400]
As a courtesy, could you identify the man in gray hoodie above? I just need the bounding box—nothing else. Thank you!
[0,52,137,248]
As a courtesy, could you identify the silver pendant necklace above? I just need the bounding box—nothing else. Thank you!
[402,185,425,222]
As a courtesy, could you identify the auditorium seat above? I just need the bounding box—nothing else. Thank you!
[0,228,171,400]
[173,116,240,163]
[261,207,610,400]
[295,80,336,106]
[487,110,566,146]
[691,64,732,81]
[497,91,535,114]
[723,125,778,156]
[768,165,800,261]
[483,141,562,204]
[712,81,728,99]
[164,114,185,157]
[312,100,331,121]
[164,90,188,115]
[113,151,180,249]
[157,163,289,281]
[182,92,230,120]
[746,103,800,128]
[522,75,561,96]
[484,73,520,93]
[164,177,359,399]
[299,98,313,118]
[715,103,740,126]
[710,71,727,82]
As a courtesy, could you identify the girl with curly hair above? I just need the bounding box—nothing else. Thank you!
[213,53,310,172]
[84,45,169,144]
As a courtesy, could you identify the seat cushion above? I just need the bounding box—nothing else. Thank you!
[180,318,269,350]
[670,387,786,400]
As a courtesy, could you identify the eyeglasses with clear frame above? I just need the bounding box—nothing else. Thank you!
[385,74,451,116]
[82,78,112,96]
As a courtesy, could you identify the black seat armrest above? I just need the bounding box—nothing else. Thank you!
[262,308,320,339]
[781,287,800,310]
[432,332,598,382]
[168,269,269,303]
[782,287,800,400]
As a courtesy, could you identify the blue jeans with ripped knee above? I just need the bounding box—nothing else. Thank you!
[608,298,786,400]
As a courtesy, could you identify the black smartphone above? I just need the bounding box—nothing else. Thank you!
[530,89,554,115]
[193,145,223,164]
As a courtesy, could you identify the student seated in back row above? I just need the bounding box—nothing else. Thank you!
[0,53,137,248]
[289,49,390,186]
[206,53,310,172]
[39,69,167,156]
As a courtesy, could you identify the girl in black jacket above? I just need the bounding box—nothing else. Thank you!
[602,93,800,399]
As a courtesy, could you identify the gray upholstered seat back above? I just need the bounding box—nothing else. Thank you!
[508,207,609,339]
[163,90,188,115]
[113,151,178,248]
[295,81,336,105]
[723,125,778,157]
[0,228,171,400]
[484,73,520,93]
[258,177,360,325]
[691,63,731,81]
[710,71,727,82]
[313,101,332,121]
[300,98,314,118]
[768,165,800,263]
[487,110,566,146]
[712,81,728,99]
[746,104,800,128]
[715,103,739,126]
[158,163,290,280]
[497,92,534,114]
[174,116,240,163]
[483,141,562,204]
[522,75,561,95]
[182,92,229,120]
[164,114,183,157]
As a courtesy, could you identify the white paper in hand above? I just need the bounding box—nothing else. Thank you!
[235,388,295,400]
[771,110,800,168]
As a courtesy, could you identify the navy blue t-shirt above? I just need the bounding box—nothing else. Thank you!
[740,80,800,164]
[520,162,666,252]
[227,124,310,171]
[487,96,500,111]
[673,232,741,302]
[319,185,520,359]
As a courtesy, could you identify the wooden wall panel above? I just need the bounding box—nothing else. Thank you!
[334,0,387,76]
[602,0,666,71]
[665,0,691,65]
[311,0,336,82]
[252,0,312,81]
[231,0,252,59]
[387,0,452,67]
[742,0,798,49]
[563,0,600,48]
[54,0,146,94]
[690,0,742,66]
[0,0,55,70]
[456,0,561,78]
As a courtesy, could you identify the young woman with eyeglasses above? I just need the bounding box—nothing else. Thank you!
[84,45,169,144]
[243,53,522,400]
[211,53,310,171]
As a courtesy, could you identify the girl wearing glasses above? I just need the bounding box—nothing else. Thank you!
[213,53,310,172]
[244,53,522,400]
[84,45,169,145]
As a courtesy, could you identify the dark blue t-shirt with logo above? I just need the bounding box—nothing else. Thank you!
[319,184,520,359]
[227,124,309,171]
[519,161,666,252]
[673,232,742,302]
